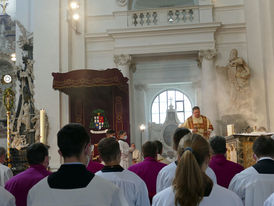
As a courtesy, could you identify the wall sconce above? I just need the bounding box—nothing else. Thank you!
[139,124,146,147]
[67,0,81,34]
[10,53,16,62]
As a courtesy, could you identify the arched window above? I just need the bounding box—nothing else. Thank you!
[151,90,192,124]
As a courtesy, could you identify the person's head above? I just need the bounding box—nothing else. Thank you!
[229,48,238,60]
[98,137,121,165]
[253,136,274,160]
[131,143,136,149]
[0,147,6,164]
[106,129,116,138]
[173,133,212,206]
[27,143,49,168]
[154,140,163,155]
[142,141,157,158]
[118,130,127,140]
[209,136,226,155]
[57,123,91,164]
[173,127,191,151]
[192,106,200,118]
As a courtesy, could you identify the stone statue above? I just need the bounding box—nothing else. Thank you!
[11,132,29,150]
[223,49,251,109]
[17,102,31,132]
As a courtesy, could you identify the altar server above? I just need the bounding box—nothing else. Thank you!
[96,137,150,206]
[0,186,15,206]
[118,130,134,169]
[5,143,50,206]
[0,147,13,186]
[152,133,243,206]
[229,136,274,203]
[128,141,166,202]
[156,128,216,193]
[27,123,128,206]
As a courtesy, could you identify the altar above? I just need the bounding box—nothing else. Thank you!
[226,133,273,168]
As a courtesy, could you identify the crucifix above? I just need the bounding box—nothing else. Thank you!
[0,0,8,14]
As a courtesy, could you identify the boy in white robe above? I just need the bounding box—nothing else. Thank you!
[118,130,134,169]
[156,127,216,193]
[229,136,274,203]
[0,186,15,206]
[96,137,150,206]
[27,123,128,206]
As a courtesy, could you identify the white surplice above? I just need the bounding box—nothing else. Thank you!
[118,140,132,169]
[152,184,243,206]
[27,175,128,206]
[0,186,15,206]
[96,169,150,206]
[156,161,217,193]
[264,193,274,206]
[0,163,13,187]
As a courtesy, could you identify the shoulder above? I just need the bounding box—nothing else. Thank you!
[159,162,176,174]
[0,186,15,205]
[153,186,174,205]
[210,184,243,204]
[0,164,11,172]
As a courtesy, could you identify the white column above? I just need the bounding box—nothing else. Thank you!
[114,54,131,79]
[199,50,218,134]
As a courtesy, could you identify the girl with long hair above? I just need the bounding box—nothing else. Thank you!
[152,133,243,206]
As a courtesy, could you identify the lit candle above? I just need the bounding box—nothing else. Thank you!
[40,109,46,144]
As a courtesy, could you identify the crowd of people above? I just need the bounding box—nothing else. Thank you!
[0,106,274,206]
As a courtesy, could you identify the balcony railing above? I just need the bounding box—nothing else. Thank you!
[128,6,200,27]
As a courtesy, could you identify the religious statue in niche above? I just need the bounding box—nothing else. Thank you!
[221,49,251,112]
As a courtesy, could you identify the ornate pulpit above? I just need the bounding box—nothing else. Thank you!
[226,133,273,168]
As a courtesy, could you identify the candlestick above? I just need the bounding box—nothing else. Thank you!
[40,109,46,144]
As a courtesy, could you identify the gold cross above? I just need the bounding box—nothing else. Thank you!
[0,0,8,14]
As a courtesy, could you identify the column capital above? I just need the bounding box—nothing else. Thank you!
[114,54,132,67]
[199,49,217,61]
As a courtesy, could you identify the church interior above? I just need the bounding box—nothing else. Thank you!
[1,0,274,205]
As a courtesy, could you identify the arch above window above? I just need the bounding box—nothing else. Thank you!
[151,89,192,124]
[130,0,198,10]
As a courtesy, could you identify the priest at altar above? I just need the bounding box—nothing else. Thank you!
[179,106,213,139]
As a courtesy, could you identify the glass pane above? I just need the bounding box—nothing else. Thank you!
[177,112,184,123]
[176,91,183,100]
[185,111,192,120]
[152,102,159,113]
[184,96,192,112]
[159,91,167,103]
[152,114,159,124]
[176,101,184,112]
[153,96,159,103]
[160,101,167,114]
[168,90,175,107]
[160,113,166,124]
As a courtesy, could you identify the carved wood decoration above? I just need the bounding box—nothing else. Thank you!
[52,69,130,149]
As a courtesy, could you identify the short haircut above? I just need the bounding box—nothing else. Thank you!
[0,147,6,157]
[57,123,90,158]
[118,130,126,136]
[209,136,226,154]
[98,138,120,163]
[154,140,163,154]
[142,141,157,158]
[192,106,200,112]
[106,129,115,135]
[173,127,191,151]
[27,143,49,165]
[253,136,274,158]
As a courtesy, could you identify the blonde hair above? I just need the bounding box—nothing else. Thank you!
[173,133,213,206]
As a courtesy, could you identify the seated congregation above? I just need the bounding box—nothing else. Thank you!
[1,124,274,206]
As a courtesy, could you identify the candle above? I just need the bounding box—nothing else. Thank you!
[227,124,235,136]
[40,109,46,144]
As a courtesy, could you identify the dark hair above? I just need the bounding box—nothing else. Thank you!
[253,136,274,158]
[106,129,115,135]
[118,130,126,136]
[0,147,6,157]
[192,106,200,112]
[174,133,212,206]
[57,123,90,158]
[154,140,163,154]
[98,138,120,163]
[27,143,49,165]
[173,127,191,151]
[142,141,157,158]
[209,136,226,154]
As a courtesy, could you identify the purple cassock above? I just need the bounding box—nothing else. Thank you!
[209,154,244,188]
[86,160,104,173]
[128,157,166,201]
[5,164,51,206]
